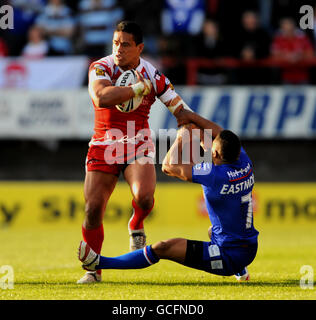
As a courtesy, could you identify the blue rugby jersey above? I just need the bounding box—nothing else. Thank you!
[192,147,259,247]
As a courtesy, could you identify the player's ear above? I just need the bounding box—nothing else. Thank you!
[211,148,217,160]
[137,43,144,54]
[212,147,222,162]
[214,150,221,159]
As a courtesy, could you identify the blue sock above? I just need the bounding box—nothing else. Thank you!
[96,245,160,270]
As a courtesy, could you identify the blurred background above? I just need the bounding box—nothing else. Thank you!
[0,0,316,229]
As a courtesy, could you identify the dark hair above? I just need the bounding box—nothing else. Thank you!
[115,21,143,45]
[218,130,241,163]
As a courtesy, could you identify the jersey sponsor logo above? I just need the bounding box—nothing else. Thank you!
[193,162,212,175]
[220,173,255,195]
[194,162,211,170]
[119,72,131,85]
[94,65,106,76]
[227,163,251,180]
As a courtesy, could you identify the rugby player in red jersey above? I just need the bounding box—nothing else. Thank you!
[77,21,192,283]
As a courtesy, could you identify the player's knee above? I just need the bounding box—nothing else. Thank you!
[152,240,173,257]
[133,192,154,211]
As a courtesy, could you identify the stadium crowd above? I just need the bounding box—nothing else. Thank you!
[1,0,316,84]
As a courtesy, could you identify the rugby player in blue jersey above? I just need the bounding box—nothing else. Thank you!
[78,110,259,281]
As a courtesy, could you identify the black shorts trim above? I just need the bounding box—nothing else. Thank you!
[184,240,206,270]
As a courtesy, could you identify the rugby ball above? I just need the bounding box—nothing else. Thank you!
[115,70,143,112]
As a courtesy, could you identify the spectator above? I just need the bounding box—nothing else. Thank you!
[229,11,272,85]
[236,11,271,59]
[35,0,75,55]
[237,43,268,85]
[189,19,228,85]
[5,0,45,56]
[240,45,256,61]
[192,19,227,58]
[77,0,123,57]
[271,17,314,84]
[21,25,49,59]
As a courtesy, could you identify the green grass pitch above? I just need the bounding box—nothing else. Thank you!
[0,221,315,300]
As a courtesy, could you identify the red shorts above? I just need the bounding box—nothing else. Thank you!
[86,137,155,176]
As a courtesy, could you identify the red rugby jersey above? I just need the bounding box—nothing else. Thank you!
[88,55,177,144]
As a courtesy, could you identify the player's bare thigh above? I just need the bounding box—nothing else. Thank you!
[123,157,156,210]
[83,170,118,229]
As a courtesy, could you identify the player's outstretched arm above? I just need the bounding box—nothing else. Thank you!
[162,92,222,139]
[176,109,223,139]
[162,124,194,182]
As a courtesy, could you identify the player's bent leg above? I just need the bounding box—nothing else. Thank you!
[77,238,195,272]
[124,159,156,251]
[77,237,255,281]
[77,238,192,271]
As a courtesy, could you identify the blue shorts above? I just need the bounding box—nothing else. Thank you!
[185,240,258,276]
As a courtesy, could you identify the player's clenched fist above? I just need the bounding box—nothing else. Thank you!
[131,70,152,97]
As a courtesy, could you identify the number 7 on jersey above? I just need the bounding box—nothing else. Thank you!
[241,191,253,229]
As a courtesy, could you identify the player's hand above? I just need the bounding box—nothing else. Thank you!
[176,123,197,140]
[135,70,152,96]
[175,108,194,127]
